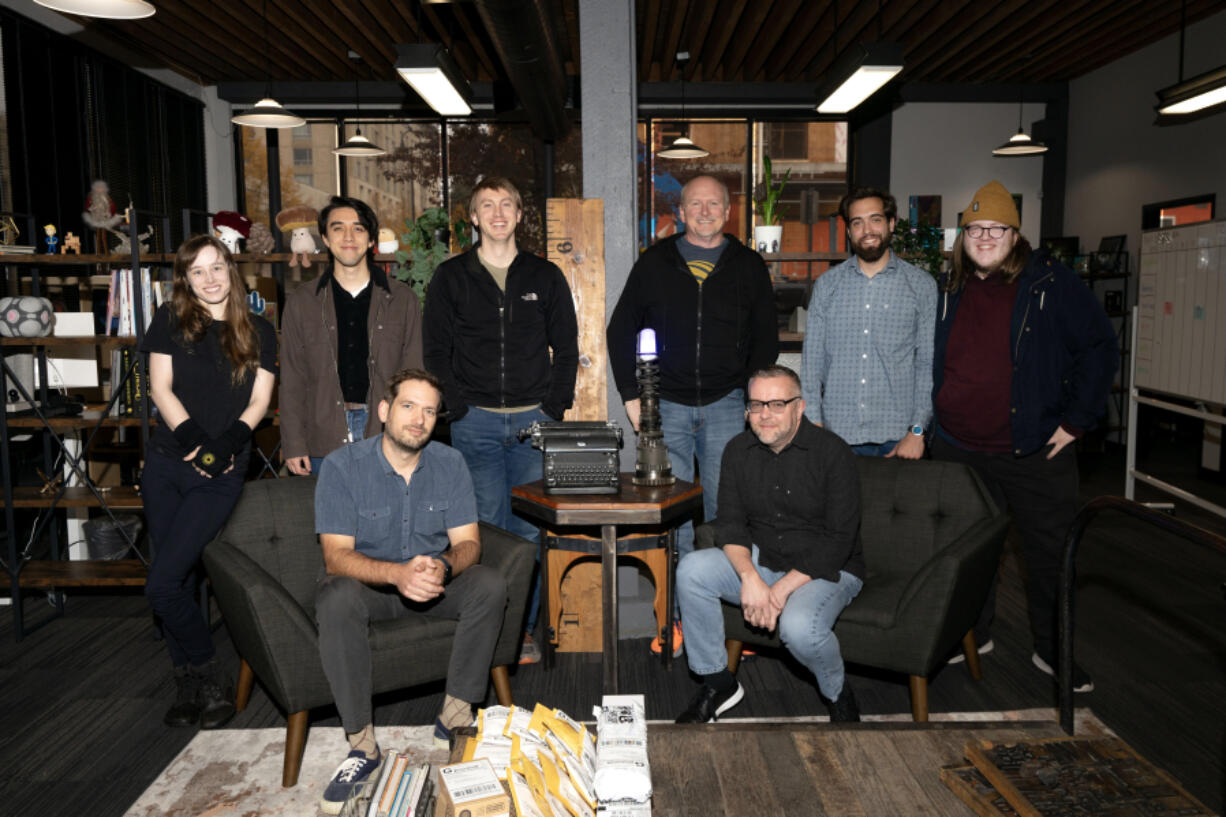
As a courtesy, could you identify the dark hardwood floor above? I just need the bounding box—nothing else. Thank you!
[2,441,1224,817]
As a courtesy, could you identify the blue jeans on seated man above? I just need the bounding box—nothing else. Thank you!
[676,544,863,701]
[657,389,746,568]
[849,440,899,457]
[309,407,369,475]
[449,405,548,630]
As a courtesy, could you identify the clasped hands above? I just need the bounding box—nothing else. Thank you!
[739,572,790,632]
[393,555,448,603]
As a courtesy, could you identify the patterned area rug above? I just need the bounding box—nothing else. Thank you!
[126,709,1110,816]
[124,725,448,817]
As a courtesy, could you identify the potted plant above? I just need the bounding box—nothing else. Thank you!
[394,207,472,306]
[891,218,946,280]
[753,155,791,254]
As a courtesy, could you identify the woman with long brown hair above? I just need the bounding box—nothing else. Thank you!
[141,234,277,729]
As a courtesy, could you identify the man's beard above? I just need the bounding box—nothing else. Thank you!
[852,233,891,263]
[386,428,429,455]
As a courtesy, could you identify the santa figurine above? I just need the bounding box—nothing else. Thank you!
[83,179,123,253]
[212,211,253,254]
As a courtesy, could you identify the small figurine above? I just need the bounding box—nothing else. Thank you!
[62,232,81,254]
[109,225,155,255]
[377,227,399,255]
[246,221,275,255]
[44,224,59,254]
[212,210,252,254]
[82,180,122,231]
[275,205,319,269]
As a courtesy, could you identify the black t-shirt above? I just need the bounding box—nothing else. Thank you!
[141,304,278,458]
[331,276,371,404]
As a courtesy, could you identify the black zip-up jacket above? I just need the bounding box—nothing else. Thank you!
[423,248,579,422]
[607,233,779,406]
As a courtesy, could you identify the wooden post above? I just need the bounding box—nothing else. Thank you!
[546,198,606,421]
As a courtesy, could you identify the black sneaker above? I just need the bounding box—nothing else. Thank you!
[675,682,744,723]
[827,683,861,723]
[194,660,236,729]
[320,747,382,815]
[1032,652,1095,693]
[163,666,201,727]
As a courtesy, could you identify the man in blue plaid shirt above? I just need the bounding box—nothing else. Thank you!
[802,188,937,457]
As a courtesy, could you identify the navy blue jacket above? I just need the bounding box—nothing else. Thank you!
[933,250,1119,457]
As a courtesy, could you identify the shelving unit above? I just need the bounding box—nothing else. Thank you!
[1,220,158,639]
[1080,253,1131,446]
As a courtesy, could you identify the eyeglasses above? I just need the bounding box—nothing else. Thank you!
[746,396,801,414]
[964,224,1011,240]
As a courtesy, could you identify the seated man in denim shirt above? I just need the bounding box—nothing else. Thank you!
[312,368,507,814]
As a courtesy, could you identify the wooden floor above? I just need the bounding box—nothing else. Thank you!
[2,440,1224,817]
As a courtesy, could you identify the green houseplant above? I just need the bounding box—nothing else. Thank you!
[892,219,946,280]
[754,155,791,226]
[394,207,472,305]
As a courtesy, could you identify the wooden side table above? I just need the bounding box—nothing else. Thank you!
[510,475,702,693]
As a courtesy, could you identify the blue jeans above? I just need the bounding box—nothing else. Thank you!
[450,405,547,628]
[676,545,863,700]
[850,440,898,457]
[309,407,368,474]
[657,390,746,564]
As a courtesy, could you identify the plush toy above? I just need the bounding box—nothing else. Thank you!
[275,205,319,269]
[247,222,275,255]
[377,227,398,255]
[212,211,252,253]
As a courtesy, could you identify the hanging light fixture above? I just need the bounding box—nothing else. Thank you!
[33,0,154,19]
[231,0,305,129]
[816,42,904,114]
[1155,0,1226,118]
[335,51,386,157]
[992,99,1048,156]
[396,44,473,117]
[658,52,709,160]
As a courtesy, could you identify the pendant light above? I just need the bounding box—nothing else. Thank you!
[992,99,1048,156]
[658,52,709,159]
[231,0,305,129]
[34,0,154,18]
[335,51,386,157]
[1155,0,1226,118]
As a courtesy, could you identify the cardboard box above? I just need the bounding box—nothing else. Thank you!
[437,759,509,817]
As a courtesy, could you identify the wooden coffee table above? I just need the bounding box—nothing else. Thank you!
[511,475,702,694]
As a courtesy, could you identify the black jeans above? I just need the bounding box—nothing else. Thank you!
[931,434,1079,659]
[141,448,245,667]
[315,564,507,734]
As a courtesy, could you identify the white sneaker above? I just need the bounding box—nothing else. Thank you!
[948,638,994,664]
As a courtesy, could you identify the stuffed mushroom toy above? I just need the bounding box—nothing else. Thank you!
[212,210,252,254]
[275,205,319,269]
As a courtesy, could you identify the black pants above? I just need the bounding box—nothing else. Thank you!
[931,434,1079,659]
[315,565,507,734]
[141,449,245,667]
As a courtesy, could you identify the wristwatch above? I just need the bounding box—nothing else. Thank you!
[911,424,924,436]
[436,556,453,585]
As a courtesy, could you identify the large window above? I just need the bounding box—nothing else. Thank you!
[344,122,443,255]
[240,122,337,231]
[637,118,848,280]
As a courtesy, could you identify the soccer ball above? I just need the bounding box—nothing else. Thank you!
[0,296,54,337]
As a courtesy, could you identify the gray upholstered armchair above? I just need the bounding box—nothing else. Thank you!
[201,476,535,786]
[701,456,1009,721]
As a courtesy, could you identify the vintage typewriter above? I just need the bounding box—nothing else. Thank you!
[517,420,623,494]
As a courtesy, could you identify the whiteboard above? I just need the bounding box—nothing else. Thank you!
[1136,219,1226,404]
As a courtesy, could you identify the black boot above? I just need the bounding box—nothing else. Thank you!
[827,683,860,723]
[194,660,236,730]
[164,666,201,727]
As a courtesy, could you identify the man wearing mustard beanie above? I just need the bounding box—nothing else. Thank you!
[930,181,1118,693]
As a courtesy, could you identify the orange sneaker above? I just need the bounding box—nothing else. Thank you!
[650,622,684,657]
[518,634,541,665]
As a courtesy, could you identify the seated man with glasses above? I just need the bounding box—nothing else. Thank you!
[673,364,865,724]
